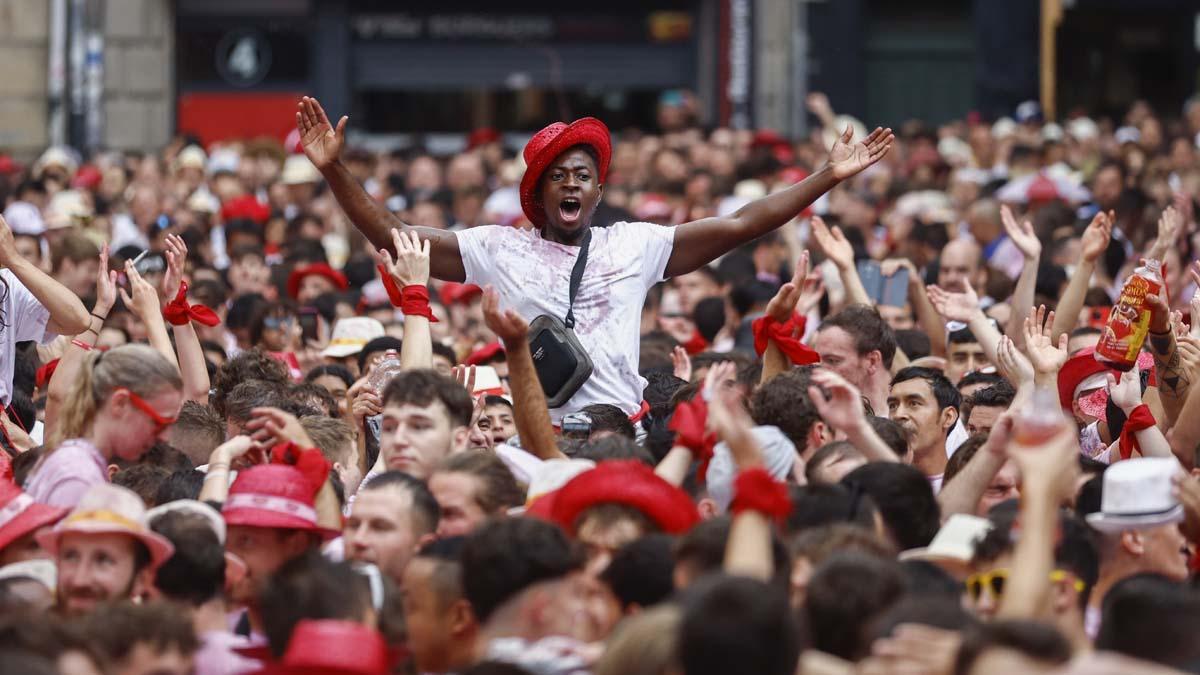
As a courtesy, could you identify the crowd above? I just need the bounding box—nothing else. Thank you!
[0,85,1198,674]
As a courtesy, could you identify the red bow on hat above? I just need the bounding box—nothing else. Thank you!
[270,442,331,499]
[163,281,221,327]
[752,313,820,365]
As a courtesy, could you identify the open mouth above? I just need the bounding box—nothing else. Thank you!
[559,197,582,222]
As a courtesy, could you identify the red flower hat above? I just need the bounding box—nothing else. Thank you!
[543,460,699,535]
[286,262,349,300]
[519,118,611,227]
[222,465,340,540]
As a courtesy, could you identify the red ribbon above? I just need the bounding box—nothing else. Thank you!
[35,359,60,390]
[163,281,220,327]
[270,441,332,499]
[752,313,820,365]
[682,328,708,355]
[378,264,405,306]
[1117,404,1156,461]
[400,285,439,322]
[730,467,792,522]
[668,397,716,483]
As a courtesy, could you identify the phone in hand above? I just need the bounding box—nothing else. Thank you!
[298,308,320,343]
[880,267,909,307]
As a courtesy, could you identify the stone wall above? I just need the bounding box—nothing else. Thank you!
[0,0,50,158]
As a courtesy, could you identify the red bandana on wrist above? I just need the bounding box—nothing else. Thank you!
[1117,404,1156,461]
[377,265,439,322]
[752,312,820,365]
[163,281,220,327]
[730,467,792,521]
[668,397,716,483]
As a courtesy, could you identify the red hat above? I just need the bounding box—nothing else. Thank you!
[0,155,21,175]
[467,127,501,150]
[35,358,60,390]
[287,262,349,299]
[222,465,340,540]
[70,165,103,191]
[464,341,505,366]
[221,195,271,225]
[519,118,611,227]
[0,482,67,555]
[542,460,700,535]
[1058,346,1157,414]
[252,620,403,675]
[439,282,482,307]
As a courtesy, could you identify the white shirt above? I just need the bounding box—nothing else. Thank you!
[0,270,53,406]
[457,222,676,422]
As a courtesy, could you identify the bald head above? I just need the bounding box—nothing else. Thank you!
[966,199,1003,245]
[938,239,983,292]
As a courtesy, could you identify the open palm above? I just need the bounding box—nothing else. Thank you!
[296,96,347,170]
[827,126,895,180]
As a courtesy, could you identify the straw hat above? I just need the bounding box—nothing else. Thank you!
[36,484,174,568]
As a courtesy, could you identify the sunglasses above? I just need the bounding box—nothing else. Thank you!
[117,387,177,433]
[965,568,1085,601]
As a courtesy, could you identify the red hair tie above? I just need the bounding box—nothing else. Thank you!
[163,281,221,327]
[668,397,716,483]
[1117,404,1156,461]
[752,312,820,365]
[730,467,792,522]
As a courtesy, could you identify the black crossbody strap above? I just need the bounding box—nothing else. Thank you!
[564,229,592,329]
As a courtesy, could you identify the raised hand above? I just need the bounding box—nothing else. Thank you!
[707,371,760,469]
[246,407,315,449]
[1000,204,1041,260]
[1106,367,1144,413]
[161,233,188,300]
[119,260,162,321]
[451,365,478,397]
[94,244,118,317]
[296,96,347,171]
[764,250,813,322]
[810,216,854,271]
[826,125,895,181]
[671,346,693,382]
[1150,205,1183,260]
[379,229,430,287]
[807,368,867,434]
[995,335,1035,387]
[1081,210,1113,263]
[927,283,982,323]
[1022,305,1069,376]
[0,216,17,268]
[482,286,529,346]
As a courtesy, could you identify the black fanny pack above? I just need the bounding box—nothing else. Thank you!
[528,230,594,408]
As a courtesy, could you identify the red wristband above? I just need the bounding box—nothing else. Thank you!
[70,339,94,351]
[668,397,716,483]
[163,281,221,327]
[752,313,820,365]
[399,285,439,322]
[730,467,792,521]
[1117,404,1156,461]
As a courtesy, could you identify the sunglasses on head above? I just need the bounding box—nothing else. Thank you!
[965,568,1084,601]
[117,387,176,432]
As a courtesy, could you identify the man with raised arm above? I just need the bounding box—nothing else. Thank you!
[297,97,893,420]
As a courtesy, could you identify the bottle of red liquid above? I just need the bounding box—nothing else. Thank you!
[1095,258,1162,372]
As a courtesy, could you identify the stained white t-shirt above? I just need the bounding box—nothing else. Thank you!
[0,269,53,407]
[456,222,676,421]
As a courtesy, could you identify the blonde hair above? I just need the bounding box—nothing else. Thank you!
[49,344,183,449]
[595,605,681,675]
[299,415,354,465]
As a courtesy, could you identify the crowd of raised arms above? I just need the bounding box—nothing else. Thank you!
[0,89,1199,675]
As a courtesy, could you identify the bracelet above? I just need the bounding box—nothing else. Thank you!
[70,339,94,351]
[90,311,107,322]
[82,327,99,337]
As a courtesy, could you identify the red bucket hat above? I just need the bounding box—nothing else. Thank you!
[540,460,699,535]
[0,482,67,555]
[252,619,403,675]
[519,118,612,227]
[287,262,349,300]
[222,465,340,540]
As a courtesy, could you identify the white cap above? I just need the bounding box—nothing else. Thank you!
[1114,126,1142,145]
[281,155,321,185]
[1041,122,1065,143]
[3,202,45,236]
[206,148,241,176]
[44,190,92,229]
[322,317,386,358]
[1067,117,1099,142]
[991,117,1017,140]
[899,513,993,573]
[174,145,207,172]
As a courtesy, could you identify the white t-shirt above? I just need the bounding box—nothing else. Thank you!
[456,222,676,421]
[0,270,53,406]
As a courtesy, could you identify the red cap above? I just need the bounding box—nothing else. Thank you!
[438,282,482,307]
[70,165,103,191]
[1027,174,1060,203]
[0,155,21,175]
[464,341,505,366]
[0,482,67,555]
[467,127,501,150]
[222,465,340,540]
[542,460,700,535]
[252,620,403,674]
[519,118,611,227]
[220,195,271,225]
[287,262,349,300]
